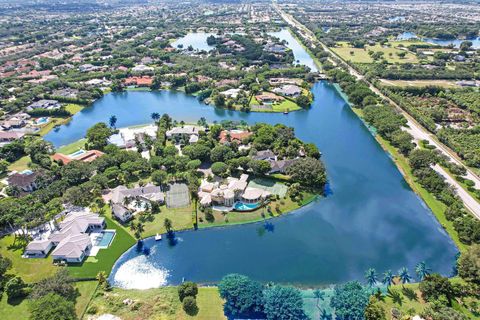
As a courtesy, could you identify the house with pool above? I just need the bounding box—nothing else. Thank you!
[24,209,116,263]
[198,174,271,211]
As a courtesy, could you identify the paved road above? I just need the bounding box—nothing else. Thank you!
[274,4,480,218]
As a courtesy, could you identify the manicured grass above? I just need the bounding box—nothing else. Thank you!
[197,192,316,228]
[331,42,418,64]
[0,294,30,320]
[135,204,195,238]
[38,117,71,136]
[67,215,136,279]
[7,155,31,172]
[0,235,56,283]
[65,103,84,115]
[56,138,87,154]
[87,286,225,320]
[74,280,99,317]
[272,99,301,112]
[378,79,460,88]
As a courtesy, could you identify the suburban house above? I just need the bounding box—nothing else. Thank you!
[52,149,104,165]
[219,129,252,144]
[0,113,30,130]
[0,131,25,145]
[253,150,277,162]
[124,76,153,87]
[108,125,157,149]
[198,174,271,208]
[273,84,302,97]
[166,125,203,144]
[269,159,297,174]
[26,99,61,111]
[255,92,284,104]
[109,184,165,222]
[24,210,105,262]
[7,170,39,192]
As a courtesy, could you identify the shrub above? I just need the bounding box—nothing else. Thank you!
[178,281,198,301]
[182,296,198,315]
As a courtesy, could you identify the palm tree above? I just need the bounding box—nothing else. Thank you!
[313,289,324,309]
[415,261,431,281]
[382,270,394,287]
[365,268,378,287]
[109,115,117,129]
[164,218,173,233]
[123,196,132,207]
[398,267,412,285]
[151,112,160,122]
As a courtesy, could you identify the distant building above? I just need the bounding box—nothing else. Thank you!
[273,84,302,97]
[7,170,39,192]
[52,150,104,165]
[27,99,61,111]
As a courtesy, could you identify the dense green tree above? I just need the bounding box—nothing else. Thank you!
[86,122,113,150]
[210,145,235,163]
[421,304,468,320]
[457,244,480,284]
[178,281,198,301]
[182,144,211,161]
[29,293,77,320]
[5,276,27,299]
[330,281,369,320]
[286,157,327,188]
[296,95,310,109]
[218,274,264,316]
[263,285,306,320]
[182,296,198,315]
[211,162,228,177]
[30,269,77,301]
[409,149,437,170]
[364,297,386,320]
[419,274,456,306]
[248,159,271,176]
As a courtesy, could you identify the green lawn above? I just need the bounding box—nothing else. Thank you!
[67,215,136,278]
[74,281,99,318]
[87,286,225,320]
[247,178,289,197]
[7,155,31,172]
[0,294,30,320]
[56,138,87,154]
[272,99,301,112]
[38,117,72,136]
[197,192,317,228]
[331,42,418,64]
[0,235,56,283]
[136,204,195,238]
[65,103,84,115]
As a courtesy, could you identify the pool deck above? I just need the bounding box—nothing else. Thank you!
[88,229,116,257]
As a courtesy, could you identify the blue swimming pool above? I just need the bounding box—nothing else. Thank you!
[94,230,116,247]
[69,149,86,157]
[36,117,49,125]
[234,202,261,211]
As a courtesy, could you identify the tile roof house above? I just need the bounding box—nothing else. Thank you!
[52,150,104,165]
[110,184,165,222]
[7,170,39,192]
[273,84,302,97]
[219,130,252,144]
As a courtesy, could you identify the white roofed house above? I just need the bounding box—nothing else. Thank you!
[272,84,302,97]
[108,184,165,222]
[166,125,203,145]
[24,210,106,263]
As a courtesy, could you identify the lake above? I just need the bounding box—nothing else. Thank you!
[396,32,480,49]
[269,29,319,72]
[45,82,457,288]
[44,42,457,289]
[171,32,215,51]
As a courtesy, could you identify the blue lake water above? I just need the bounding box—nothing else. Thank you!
[44,37,458,288]
[269,29,319,72]
[171,32,215,51]
[44,82,455,288]
[396,32,480,49]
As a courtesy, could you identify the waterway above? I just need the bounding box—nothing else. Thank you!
[43,31,458,289]
[171,32,216,52]
[396,32,480,49]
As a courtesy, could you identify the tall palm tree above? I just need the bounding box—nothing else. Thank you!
[398,267,412,285]
[164,218,173,233]
[415,261,431,281]
[151,112,160,122]
[109,115,117,129]
[313,289,324,308]
[365,268,378,287]
[382,270,394,287]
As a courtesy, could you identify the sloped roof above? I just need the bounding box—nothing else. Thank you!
[51,234,91,259]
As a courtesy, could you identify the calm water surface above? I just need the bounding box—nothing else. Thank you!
[44,81,458,288]
[171,32,215,51]
[269,29,319,72]
[397,32,480,48]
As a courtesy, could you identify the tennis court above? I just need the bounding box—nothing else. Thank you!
[166,183,190,208]
[247,178,288,197]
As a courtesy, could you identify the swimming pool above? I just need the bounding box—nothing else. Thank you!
[69,149,86,157]
[36,117,49,125]
[233,202,261,211]
[94,230,116,247]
